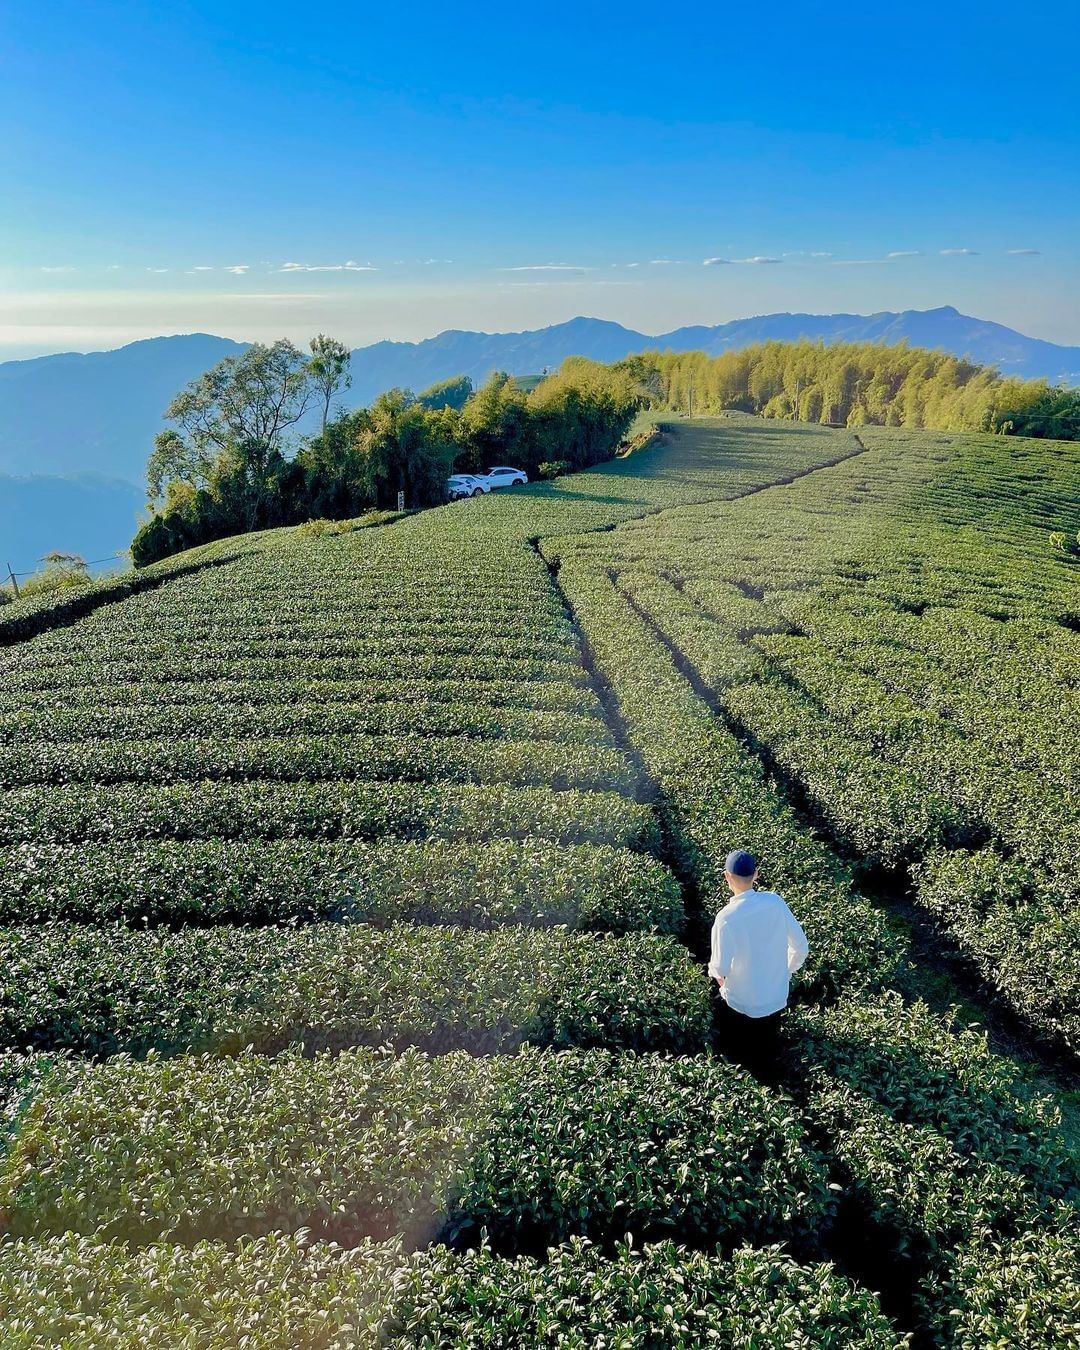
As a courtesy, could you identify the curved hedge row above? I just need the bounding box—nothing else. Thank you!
[913,846,1079,1055]
[0,838,683,932]
[1,651,585,691]
[0,781,659,850]
[0,734,635,794]
[0,1046,832,1251]
[6,632,578,670]
[545,551,906,996]
[0,1233,905,1349]
[1,675,603,715]
[0,699,609,748]
[0,923,710,1058]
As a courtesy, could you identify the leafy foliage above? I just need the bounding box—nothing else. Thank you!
[622,339,1070,436]
[0,1047,831,1249]
[0,1234,904,1349]
[0,923,710,1057]
[0,837,682,932]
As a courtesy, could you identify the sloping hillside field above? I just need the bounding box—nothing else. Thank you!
[1,416,1077,1346]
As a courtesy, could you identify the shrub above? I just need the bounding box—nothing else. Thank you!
[0,781,659,852]
[0,923,710,1058]
[920,1225,1080,1349]
[0,734,635,795]
[0,1047,832,1251]
[538,459,571,480]
[0,1234,905,1349]
[0,838,683,933]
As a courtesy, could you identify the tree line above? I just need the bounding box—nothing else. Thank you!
[133,341,640,565]
[617,340,1079,437]
[134,333,1078,567]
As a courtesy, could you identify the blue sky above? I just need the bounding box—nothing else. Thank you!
[1,0,1078,358]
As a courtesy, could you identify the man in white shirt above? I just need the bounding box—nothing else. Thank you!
[709,849,809,1076]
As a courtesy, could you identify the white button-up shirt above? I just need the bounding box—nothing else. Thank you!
[708,889,809,1018]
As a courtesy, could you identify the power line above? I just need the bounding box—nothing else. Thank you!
[6,556,126,579]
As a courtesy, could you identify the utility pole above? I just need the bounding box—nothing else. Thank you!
[5,564,20,600]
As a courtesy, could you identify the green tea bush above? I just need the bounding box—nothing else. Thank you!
[0,838,683,932]
[0,733,635,794]
[795,995,1079,1258]
[0,1234,905,1349]
[2,650,582,691]
[0,1047,832,1250]
[0,923,710,1057]
[920,1226,1080,1349]
[0,781,659,851]
[914,847,1079,1054]
[0,698,610,747]
[547,552,906,995]
[3,674,602,715]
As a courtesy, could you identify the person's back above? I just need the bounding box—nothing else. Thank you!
[710,888,807,1018]
[708,849,809,1074]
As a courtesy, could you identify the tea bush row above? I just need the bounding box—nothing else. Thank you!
[0,1233,905,1349]
[0,1046,832,1252]
[4,632,578,673]
[0,780,659,850]
[792,994,1080,1340]
[1,733,635,794]
[0,698,610,748]
[544,547,906,996]
[914,847,1079,1054]
[0,837,683,932]
[0,922,709,1058]
[2,675,602,716]
[2,650,584,691]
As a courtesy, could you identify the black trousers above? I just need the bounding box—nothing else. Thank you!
[713,995,784,1081]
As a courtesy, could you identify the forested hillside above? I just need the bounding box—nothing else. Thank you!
[0,416,1076,1345]
[627,340,1079,435]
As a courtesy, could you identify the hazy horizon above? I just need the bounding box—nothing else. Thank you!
[2,300,1078,367]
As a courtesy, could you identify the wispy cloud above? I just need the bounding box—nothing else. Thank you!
[277,260,377,272]
[146,267,169,273]
[225,264,250,274]
[648,258,686,265]
[501,264,590,273]
[886,250,921,258]
[1006,248,1040,256]
[190,265,215,272]
[703,255,782,266]
[940,247,978,256]
[39,265,75,274]
[421,258,452,265]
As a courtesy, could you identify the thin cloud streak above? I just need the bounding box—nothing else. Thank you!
[703,255,782,266]
[277,260,377,272]
[500,264,590,273]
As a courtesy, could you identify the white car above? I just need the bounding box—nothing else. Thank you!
[447,474,491,500]
[484,466,529,489]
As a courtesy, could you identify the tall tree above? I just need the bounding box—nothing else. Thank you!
[309,334,353,434]
[147,339,314,503]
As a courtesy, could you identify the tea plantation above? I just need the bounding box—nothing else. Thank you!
[0,415,1077,1346]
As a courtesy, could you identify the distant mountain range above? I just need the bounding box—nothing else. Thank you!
[1,306,1077,571]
